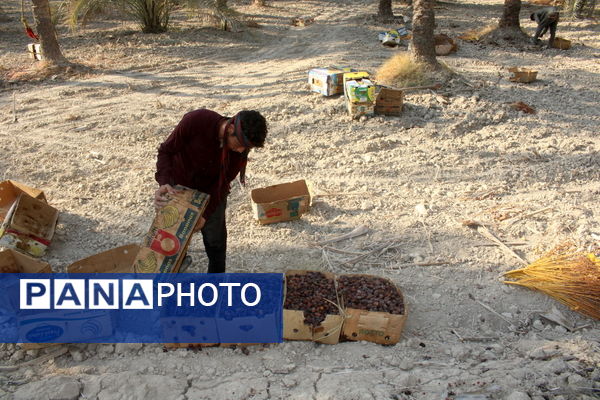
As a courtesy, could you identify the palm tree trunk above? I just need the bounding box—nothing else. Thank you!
[499,0,521,28]
[410,0,439,69]
[378,0,394,20]
[31,0,68,65]
[216,0,228,11]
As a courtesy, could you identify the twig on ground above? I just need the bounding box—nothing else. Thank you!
[539,306,575,331]
[380,83,442,92]
[451,330,499,342]
[337,241,401,267]
[313,192,370,198]
[12,91,17,123]
[390,261,450,268]
[321,247,337,273]
[429,89,450,105]
[0,346,68,372]
[316,225,370,246]
[475,242,528,247]
[450,329,464,342]
[420,220,434,253]
[320,246,365,256]
[468,293,519,331]
[463,220,528,265]
[502,206,554,226]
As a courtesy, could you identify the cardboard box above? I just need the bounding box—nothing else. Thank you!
[0,180,47,223]
[0,248,51,273]
[343,72,374,119]
[339,274,407,345]
[27,43,42,61]
[552,37,571,50]
[161,316,220,344]
[375,87,404,116]
[434,34,458,56]
[508,67,538,83]
[283,270,343,345]
[346,101,375,119]
[345,79,376,103]
[18,310,113,344]
[0,250,112,348]
[133,186,209,273]
[0,249,54,350]
[342,71,370,99]
[67,244,140,273]
[308,68,354,96]
[0,194,59,257]
[250,180,311,225]
[163,342,219,349]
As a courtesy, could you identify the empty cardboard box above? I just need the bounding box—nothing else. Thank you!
[0,249,54,350]
[552,37,571,50]
[308,67,355,96]
[133,186,209,273]
[0,180,47,223]
[0,194,59,257]
[67,244,140,273]
[0,248,52,273]
[250,180,311,225]
[434,34,458,56]
[508,67,538,83]
[375,87,404,116]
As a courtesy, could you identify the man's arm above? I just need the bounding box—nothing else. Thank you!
[155,112,195,187]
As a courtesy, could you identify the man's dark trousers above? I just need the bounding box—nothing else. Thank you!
[201,199,227,273]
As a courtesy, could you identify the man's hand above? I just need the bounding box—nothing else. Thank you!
[194,217,206,232]
[154,184,178,211]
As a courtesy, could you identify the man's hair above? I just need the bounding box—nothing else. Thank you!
[238,110,267,148]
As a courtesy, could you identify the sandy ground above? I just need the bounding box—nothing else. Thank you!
[1,0,600,398]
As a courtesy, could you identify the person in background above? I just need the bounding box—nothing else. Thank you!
[530,7,560,48]
[154,109,268,273]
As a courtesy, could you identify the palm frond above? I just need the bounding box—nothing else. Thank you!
[67,0,173,33]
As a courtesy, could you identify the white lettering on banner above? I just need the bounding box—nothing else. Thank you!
[19,279,264,309]
[177,282,195,307]
[241,283,261,306]
[20,279,51,309]
[197,283,218,306]
[157,283,175,306]
[89,280,119,309]
[220,283,241,306]
[122,280,154,309]
[54,279,85,309]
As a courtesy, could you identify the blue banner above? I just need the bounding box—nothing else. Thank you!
[0,273,283,344]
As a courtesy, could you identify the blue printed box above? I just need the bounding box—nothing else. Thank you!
[250,180,311,225]
[308,68,359,96]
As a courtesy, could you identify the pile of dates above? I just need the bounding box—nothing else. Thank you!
[338,275,404,315]
[284,272,339,327]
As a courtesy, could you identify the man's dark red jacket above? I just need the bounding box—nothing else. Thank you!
[155,109,244,218]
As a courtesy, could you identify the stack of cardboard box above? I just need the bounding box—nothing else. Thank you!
[0,180,58,258]
[343,72,375,119]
